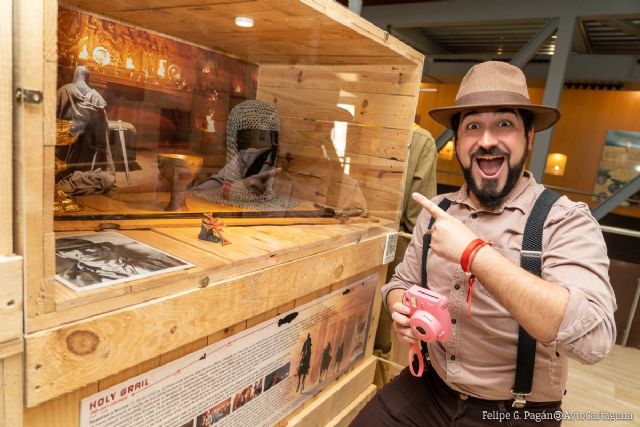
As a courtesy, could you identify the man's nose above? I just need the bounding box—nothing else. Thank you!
[477,129,499,148]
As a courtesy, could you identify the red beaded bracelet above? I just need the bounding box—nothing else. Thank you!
[460,238,491,315]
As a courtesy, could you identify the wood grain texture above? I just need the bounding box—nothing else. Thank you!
[14,0,50,321]
[0,352,24,427]
[25,234,387,406]
[562,345,640,426]
[0,257,23,344]
[326,384,377,427]
[58,0,422,65]
[30,223,386,332]
[284,356,377,427]
[257,86,415,130]
[0,0,12,255]
[259,64,421,97]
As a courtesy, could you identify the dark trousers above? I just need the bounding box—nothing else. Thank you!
[351,367,562,427]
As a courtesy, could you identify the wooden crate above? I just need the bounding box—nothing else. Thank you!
[10,0,424,424]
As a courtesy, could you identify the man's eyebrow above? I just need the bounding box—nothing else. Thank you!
[460,110,479,121]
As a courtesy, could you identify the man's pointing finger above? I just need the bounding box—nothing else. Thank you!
[412,192,447,219]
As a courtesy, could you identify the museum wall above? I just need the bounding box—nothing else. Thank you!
[418,82,640,219]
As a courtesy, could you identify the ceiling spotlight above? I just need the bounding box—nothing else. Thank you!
[235,16,254,28]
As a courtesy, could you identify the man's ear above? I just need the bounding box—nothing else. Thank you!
[527,129,535,150]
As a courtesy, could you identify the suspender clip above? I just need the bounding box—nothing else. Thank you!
[510,390,531,408]
[520,250,542,259]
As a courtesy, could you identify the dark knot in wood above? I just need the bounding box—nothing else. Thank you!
[66,330,100,356]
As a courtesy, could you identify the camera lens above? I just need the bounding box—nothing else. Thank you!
[416,326,426,335]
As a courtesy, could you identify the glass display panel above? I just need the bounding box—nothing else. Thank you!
[53,8,374,229]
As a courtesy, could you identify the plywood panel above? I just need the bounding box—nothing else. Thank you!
[259,64,421,97]
[31,223,383,332]
[258,86,415,130]
[326,384,377,427]
[279,141,405,194]
[279,117,410,162]
[59,0,421,65]
[0,352,24,427]
[0,0,12,255]
[284,356,376,427]
[0,257,23,344]
[23,382,99,427]
[14,0,51,320]
[25,234,387,406]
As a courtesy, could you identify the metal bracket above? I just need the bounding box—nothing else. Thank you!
[15,88,43,104]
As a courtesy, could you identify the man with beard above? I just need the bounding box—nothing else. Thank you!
[352,62,616,426]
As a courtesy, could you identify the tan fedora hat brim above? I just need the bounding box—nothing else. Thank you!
[429,91,560,132]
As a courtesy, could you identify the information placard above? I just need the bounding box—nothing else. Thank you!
[80,274,378,427]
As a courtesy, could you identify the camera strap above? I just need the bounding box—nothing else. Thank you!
[512,188,561,407]
[418,197,452,364]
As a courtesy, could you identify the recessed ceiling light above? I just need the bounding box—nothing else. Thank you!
[235,16,254,28]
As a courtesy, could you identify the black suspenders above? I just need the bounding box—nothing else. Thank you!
[419,189,560,408]
[511,188,561,407]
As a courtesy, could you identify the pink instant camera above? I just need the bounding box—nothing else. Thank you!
[403,285,452,377]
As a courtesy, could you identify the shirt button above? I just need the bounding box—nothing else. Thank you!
[471,213,478,219]
[450,355,456,361]
[451,318,457,324]
[459,393,469,400]
[454,284,461,290]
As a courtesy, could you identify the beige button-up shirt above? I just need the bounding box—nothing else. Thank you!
[382,171,617,402]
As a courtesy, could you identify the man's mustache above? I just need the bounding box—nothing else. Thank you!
[470,147,510,161]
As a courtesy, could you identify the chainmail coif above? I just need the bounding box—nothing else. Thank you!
[193,100,296,209]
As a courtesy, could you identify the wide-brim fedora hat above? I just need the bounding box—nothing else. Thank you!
[429,61,560,132]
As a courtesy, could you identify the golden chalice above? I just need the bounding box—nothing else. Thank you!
[54,119,82,213]
[157,153,203,211]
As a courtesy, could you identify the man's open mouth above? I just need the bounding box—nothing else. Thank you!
[474,155,505,178]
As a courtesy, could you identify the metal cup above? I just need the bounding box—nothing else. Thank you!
[157,153,203,211]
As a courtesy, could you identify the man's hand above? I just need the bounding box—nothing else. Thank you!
[412,192,478,264]
[387,288,418,345]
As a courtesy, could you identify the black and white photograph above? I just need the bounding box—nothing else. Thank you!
[55,232,193,292]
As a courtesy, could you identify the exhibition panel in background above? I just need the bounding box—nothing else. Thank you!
[10,0,423,426]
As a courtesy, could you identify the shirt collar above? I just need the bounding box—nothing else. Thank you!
[447,170,537,213]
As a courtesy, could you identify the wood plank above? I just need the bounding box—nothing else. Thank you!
[14,0,48,321]
[0,352,24,427]
[258,86,415,130]
[279,117,410,162]
[31,223,384,332]
[52,215,374,232]
[23,382,99,427]
[25,234,387,406]
[364,268,385,359]
[43,0,59,312]
[0,257,23,344]
[61,0,419,65]
[50,229,231,314]
[279,140,406,194]
[159,337,208,366]
[302,0,423,64]
[0,0,12,255]
[284,356,376,426]
[0,339,23,360]
[98,357,161,390]
[326,384,377,427]
[259,64,422,97]
[207,320,246,345]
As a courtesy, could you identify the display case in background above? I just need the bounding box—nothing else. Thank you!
[10,0,424,425]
